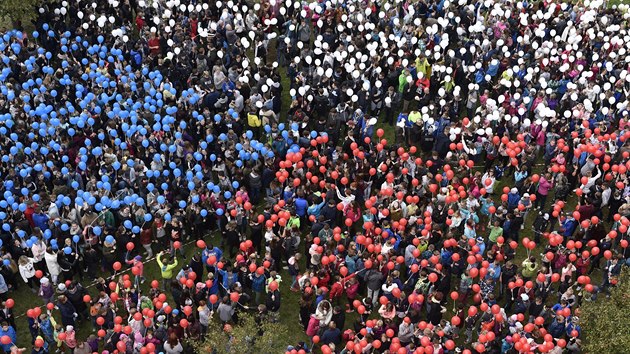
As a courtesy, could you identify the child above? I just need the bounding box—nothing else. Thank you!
[38,277,54,305]
[63,326,77,352]
[53,323,63,350]
[38,313,55,346]
[126,255,145,287]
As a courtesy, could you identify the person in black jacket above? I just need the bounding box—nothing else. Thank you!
[58,250,77,282]
[266,288,281,322]
[426,292,445,326]
[56,294,77,327]
[66,282,89,323]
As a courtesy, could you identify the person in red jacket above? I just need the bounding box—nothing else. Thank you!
[148,33,160,56]
[329,275,344,305]
[24,201,36,228]
[344,277,359,313]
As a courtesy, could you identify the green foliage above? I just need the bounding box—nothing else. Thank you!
[0,0,42,25]
[581,268,630,353]
[189,312,289,354]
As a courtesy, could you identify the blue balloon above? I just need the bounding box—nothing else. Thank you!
[224,191,232,199]
[216,208,224,216]
[64,247,72,255]
[2,259,9,266]
[232,181,240,189]
[144,214,152,222]
[105,235,115,244]
[124,220,133,229]
[72,235,80,243]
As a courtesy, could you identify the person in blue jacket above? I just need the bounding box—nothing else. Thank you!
[294,191,308,227]
[507,188,521,211]
[32,207,50,232]
[566,316,582,338]
[202,243,223,274]
[216,265,239,296]
[548,315,567,339]
[0,321,16,352]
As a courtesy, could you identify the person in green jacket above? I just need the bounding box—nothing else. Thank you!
[521,256,539,281]
[156,251,178,291]
[398,69,411,93]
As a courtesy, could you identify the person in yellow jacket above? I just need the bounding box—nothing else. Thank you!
[156,251,179,291]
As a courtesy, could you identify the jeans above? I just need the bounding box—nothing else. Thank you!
[291,275,297,289]
[367,288,379,305]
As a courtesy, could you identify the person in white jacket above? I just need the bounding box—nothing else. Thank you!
[18,256,37,293]
[44,248,61,284]
[31,237,47,272]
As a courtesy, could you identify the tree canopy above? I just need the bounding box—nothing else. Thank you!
[0,0,42,26]
[189,312,290,354]
[581,269,630,353]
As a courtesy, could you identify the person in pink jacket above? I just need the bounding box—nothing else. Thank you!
[126,255,145,287]
[305,314,320,337]
[535,173,554,210]
[64,326,77,351]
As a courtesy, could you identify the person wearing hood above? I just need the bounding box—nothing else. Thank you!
[38,277,54,305]
[63,325,77,352]
[507,188,521,211]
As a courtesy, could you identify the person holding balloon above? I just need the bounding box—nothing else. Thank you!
[0,321,17,353]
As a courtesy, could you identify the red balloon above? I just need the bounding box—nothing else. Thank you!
[179,319,189,328]
[230,292,240,303]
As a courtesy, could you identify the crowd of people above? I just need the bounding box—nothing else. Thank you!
[0,0,629,352]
